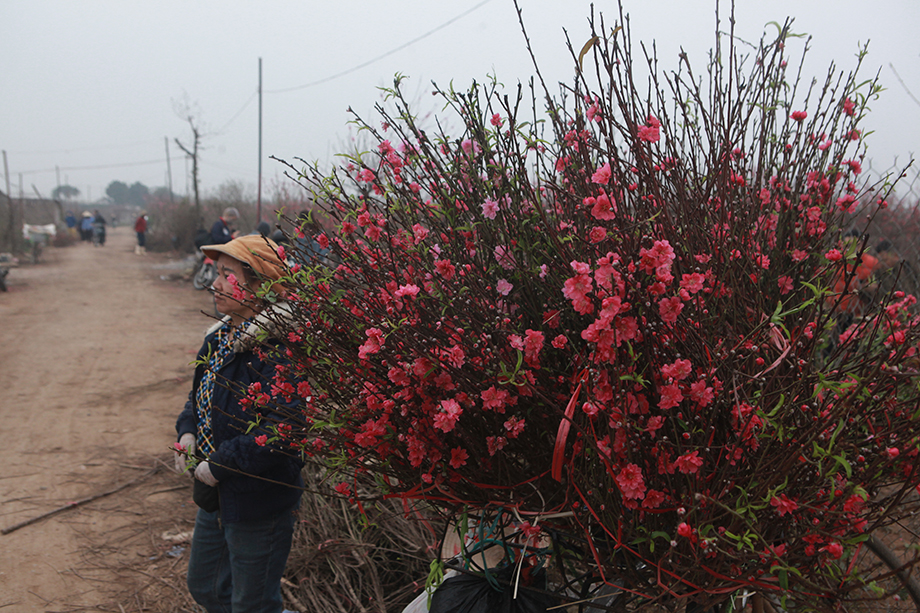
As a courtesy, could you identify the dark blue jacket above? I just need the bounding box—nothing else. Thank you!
[176,313,303,523]
[210,218,234,244]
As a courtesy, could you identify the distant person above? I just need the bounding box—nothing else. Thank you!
[209,207,240,245]
[92,210,107,247]
[270,228,287,245]
[868,240,920,302]
[65,211,77,239]
[80,212,94,242]
[256,220,271,237]
[134,211,148,255]
[291,211,333,267]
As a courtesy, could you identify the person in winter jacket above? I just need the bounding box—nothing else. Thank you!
[134,212,148,255]
[209,206,240,245]
[174,234,302,612]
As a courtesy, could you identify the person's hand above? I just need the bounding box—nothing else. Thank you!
[174,433,196,474]
[195,461,219,486]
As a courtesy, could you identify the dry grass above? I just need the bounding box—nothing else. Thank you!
[54,457,915,613]
[58,458,436,613]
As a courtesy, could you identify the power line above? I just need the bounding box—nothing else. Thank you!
[8,138,163,156]
[15,157,186,176]
[217,90,259,133]
[889,63,920,110]
[265,0,494,94]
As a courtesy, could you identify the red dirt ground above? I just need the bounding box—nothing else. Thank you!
[0,226,213,611]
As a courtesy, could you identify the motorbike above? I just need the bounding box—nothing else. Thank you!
[92,222,106,247]
[192,252,218,290]
[0,253,17,292]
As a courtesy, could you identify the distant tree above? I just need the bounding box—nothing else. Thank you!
[127,182,149,207]
[51,184,80,200]
[151,186,179,202]
[173,95,206,228]
[106,181,130,205]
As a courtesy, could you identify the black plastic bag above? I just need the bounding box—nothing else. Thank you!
[193,479,219,512]
[430,567,556,613]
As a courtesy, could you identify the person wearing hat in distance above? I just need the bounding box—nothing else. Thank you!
[173,234,303,612]
[210,206,241,245]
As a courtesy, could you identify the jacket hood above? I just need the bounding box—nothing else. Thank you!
[205,301,295,353]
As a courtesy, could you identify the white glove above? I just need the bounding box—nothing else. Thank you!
[174,433,197,474]
[195,461,219,487]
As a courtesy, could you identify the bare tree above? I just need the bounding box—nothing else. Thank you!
[173,95,205,228]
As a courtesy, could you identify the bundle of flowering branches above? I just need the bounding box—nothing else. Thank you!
[252,5,920,610]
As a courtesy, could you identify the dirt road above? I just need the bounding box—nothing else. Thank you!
[0,227,214,611]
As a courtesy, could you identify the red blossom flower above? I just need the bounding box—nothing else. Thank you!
[523,329,545,365]
[645,415,664,435]
[449,447,469,468]
[680,273,706,294]
[334,482,352,496]
[821,542,843,559]
[481,386,512,413]
[481,199,499,219]
[778,275,793,295]
[842,97,855,116]
[637,115,661,142]
[486,435,507,456]
[503,416,526,438]
[587,192,617,220]
[769,494,799,516]
[661,359,692,381]
[673,450,703,474]
[658,296,684,325]
[358,328,385,359]
[434,259,456,280]
[658,383,684,409]
[591,163,612,185]
[433,399,463,433]
[615,463,647,499]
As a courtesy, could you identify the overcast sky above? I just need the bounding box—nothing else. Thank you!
[2,0,918,208]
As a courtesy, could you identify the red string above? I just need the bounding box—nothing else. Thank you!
[553,369,589,482]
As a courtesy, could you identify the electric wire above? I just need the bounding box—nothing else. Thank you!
[265,0,493,94]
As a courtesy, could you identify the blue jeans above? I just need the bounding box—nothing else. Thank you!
[187,507,296,613]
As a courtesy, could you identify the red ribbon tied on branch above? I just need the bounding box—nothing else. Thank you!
[552,368,589,482]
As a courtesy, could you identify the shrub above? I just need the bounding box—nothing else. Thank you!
[243,6,918,611]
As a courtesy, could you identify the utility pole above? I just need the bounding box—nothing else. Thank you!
[2,151,10,198]
[257,57,263,223]
[164,136,174,204]
[3,151,12,250]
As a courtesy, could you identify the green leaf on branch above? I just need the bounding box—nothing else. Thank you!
[831,454,853,478]
[497,350,525,385]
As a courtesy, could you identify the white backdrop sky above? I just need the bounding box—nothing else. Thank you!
[2,0,918,207]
